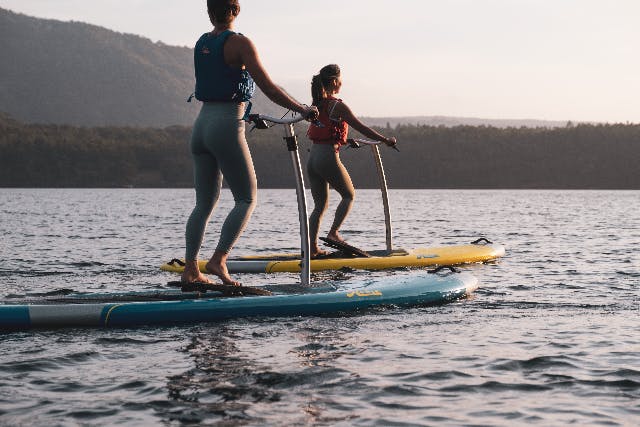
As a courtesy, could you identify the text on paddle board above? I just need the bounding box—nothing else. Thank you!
[346,290,383,298]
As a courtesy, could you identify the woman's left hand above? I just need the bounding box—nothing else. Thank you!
[385,137,397,147]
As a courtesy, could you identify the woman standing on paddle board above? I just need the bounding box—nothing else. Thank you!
[307,64,397,258]
[182,0,318,285]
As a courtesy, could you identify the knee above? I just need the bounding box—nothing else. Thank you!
[236,195,256,211]
[313,199,328,214]
[195,196,216,214]
[343,190,355,203]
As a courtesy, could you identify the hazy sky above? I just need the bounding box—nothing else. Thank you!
[2,0,639,122]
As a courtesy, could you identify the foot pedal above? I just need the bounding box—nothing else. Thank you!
[319,237,371,258]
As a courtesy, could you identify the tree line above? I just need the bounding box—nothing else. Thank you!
[1,113,638,189]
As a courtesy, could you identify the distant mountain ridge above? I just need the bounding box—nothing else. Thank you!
[360,116,569,129]
[1,7,569,128]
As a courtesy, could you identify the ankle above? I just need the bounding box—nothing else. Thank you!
[328,231,342,240]
[184,260,199,272]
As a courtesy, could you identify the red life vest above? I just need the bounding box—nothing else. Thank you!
[307,97,348,146]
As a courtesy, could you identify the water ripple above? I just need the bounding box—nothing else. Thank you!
[1,189,639,426]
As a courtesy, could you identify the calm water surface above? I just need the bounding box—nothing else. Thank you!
[0,189,638,426]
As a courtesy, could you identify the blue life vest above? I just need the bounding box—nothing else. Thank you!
[193,30,255,102]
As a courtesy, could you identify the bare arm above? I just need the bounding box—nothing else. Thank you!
[235,35,309,115]
[332,101,397,146]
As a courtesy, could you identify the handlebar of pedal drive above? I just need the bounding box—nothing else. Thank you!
[348,138,400,152]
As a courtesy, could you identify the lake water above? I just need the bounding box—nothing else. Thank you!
[0,188,638,426]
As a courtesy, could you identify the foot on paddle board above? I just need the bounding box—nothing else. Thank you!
[168,281,272,297]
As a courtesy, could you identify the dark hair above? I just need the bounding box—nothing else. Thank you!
[207,0,240,25]
[311,64,340,106]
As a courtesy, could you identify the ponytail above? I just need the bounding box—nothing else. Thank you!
[311,74,325,106]
[310,64,341,107]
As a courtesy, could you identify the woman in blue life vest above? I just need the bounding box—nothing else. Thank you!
[306,64,397,258]
[182,0,318,285]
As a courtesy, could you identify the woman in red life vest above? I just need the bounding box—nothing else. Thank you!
[307,64,397,258]
[182,0,318,286]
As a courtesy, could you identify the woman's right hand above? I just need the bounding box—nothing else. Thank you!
[301,105,319,122]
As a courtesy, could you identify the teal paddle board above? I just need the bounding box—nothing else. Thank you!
[0,270,478,331]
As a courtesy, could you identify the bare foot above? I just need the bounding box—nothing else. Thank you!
[205,262,240,286]
[181,261,215,284]
[327,230,346,244]
[311,249,330,259]
[205,250,241,286]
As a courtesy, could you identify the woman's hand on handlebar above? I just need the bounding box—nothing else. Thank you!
[300,105,319,122]
[384,136,397,147]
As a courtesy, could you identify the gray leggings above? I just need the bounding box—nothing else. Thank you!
[185,102,256,260]
[307,144,355,244]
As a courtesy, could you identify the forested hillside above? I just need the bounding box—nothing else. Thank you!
[0,7,285,127]
[1,113,638,189]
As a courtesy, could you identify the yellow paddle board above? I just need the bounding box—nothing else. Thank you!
[160,241,505,274]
